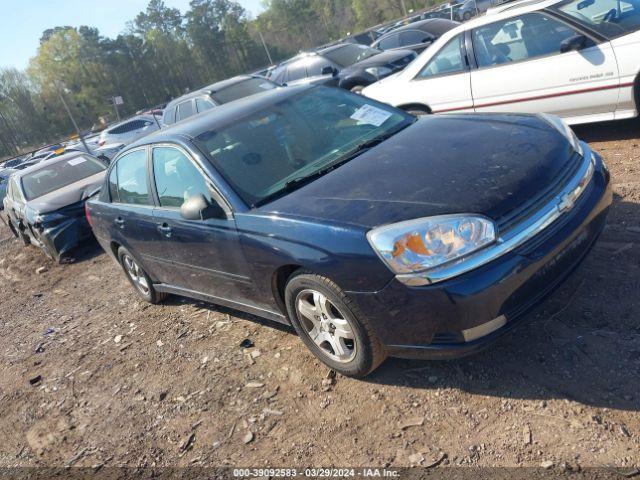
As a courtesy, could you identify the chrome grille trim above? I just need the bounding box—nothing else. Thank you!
[397,149,596,287]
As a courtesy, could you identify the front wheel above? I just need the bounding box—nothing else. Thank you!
[284,271,386,377]
[463,11,472,20]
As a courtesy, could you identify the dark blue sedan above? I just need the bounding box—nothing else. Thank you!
[86,86,612,377]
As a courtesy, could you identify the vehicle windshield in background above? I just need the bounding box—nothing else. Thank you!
[194,87,413,206]
[21,156,106,200]
[554,0,640,36]
[211,78,277,104]
[323,44,380,67]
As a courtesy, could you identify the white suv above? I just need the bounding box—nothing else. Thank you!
[362,0,640,125]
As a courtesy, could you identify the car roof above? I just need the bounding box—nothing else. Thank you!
[376,18,459,39]
[419,0,561,43]
[105,114,157,133]
[124,85,309,151]
[166,75,258,107]
[11,151,95,180]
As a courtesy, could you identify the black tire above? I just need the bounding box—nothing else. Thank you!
[463,11,472,20]
[284,271,386,377]
[117,246,167,304]
[635,74,640,116]
[350,85,364,94]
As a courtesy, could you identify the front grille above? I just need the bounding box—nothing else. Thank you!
[497,153,583,234]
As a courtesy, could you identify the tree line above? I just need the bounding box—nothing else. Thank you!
[0,0,436,159]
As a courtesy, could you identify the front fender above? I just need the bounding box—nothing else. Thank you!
[236,213,394,309]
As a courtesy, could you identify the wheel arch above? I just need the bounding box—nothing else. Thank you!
[271,264,304,316]
[397,103,432,114]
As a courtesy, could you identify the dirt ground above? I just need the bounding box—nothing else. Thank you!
[0,118,639,472]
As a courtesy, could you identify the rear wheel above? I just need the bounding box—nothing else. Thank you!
[117,246,166,304]
[463,11,472,20]
[284,271,386,377]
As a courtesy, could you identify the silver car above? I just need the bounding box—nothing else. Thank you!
[98,114,161,147]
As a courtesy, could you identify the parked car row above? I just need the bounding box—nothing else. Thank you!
[363,0,640,125]
[1,0,637,377]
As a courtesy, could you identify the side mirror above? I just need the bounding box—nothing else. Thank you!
[321,66,338,76]
[560,34,587,53]
[180,193,224,221]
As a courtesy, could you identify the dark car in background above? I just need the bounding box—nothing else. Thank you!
[0,168,16,209]
[3,152,107,261]
[371,18,459,53]
[162,75,279,127]
[86,85,611,377]
[268,43,416,92]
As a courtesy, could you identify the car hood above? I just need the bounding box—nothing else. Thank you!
[257,114,577,230]
[341,49,416,72]
[26,172,105,215]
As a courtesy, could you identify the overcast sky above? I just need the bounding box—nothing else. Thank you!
[0,0,265,71]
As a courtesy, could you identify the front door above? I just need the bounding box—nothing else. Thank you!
[149,145,257,305]
[469,12,620,122]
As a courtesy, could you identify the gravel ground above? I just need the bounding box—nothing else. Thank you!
[0,118,639,471]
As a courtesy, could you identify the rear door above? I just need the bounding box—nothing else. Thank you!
[149,145,257,304]
[102,147,165,280]
[469,12,620,121]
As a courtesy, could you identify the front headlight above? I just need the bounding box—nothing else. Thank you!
[365,66,393,79]
[539,113,584,157]
[367,214,496,275]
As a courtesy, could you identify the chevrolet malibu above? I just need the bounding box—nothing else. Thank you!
[86,86,611,377]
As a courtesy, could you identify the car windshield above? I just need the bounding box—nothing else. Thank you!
[211,78,277,104]
[193,87,414,207]
[322,44,380,67]
[553,0,640,36]
[21,155,106,200]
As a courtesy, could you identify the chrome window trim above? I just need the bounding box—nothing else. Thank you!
[397,149,596,286]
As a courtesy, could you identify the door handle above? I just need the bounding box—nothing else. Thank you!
[157,223,172,238]
[114,217,125,228]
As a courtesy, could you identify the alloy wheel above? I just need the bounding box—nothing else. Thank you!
[123,254,150,296]
[295,289,356,363]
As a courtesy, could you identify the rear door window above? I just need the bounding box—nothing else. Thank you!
[285,62,308,82]
[112,149,150,205]
[195,97,215,113]
[379,33,401,49]
[472,13,589,68]
[176,101,195,122]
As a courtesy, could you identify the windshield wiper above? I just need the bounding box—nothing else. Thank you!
[281,122,415,191]
[255,120,415,207]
